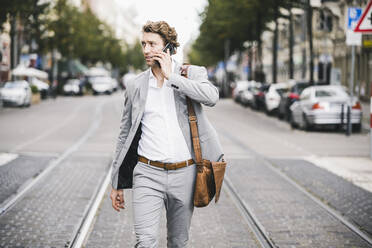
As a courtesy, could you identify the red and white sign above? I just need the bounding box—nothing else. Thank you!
[354,0,372,33]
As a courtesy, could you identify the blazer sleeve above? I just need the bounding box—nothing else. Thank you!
[111,87,132,189]
[166,65,219,107]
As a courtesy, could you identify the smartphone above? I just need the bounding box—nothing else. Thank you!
[155,43,175,67]
[163,43,175,55]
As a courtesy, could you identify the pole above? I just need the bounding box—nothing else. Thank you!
[272,17,278,84]
[224,39,230,97]
[346,105,351,136]
[289,8,294,79]
[348,45,355,135]
[307,0,314,85]
[370,86,372,159]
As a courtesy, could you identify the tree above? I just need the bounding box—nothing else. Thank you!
[189,0,301,84]
[0,0,50,69]
[46,0,129,71]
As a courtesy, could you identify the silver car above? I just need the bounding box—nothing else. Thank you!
[0,80,32,107]
[290,85,362,132]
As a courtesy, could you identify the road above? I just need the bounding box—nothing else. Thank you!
[0,91,371,248]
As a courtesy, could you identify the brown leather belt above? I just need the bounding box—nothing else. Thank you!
[138,155,195,170]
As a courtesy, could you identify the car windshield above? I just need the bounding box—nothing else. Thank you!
[276,88,288,96]
[296,83,309,93]
[67,80,80,85]
[91,77,111,84]
[4,82,24,88]
[315,88,348,98]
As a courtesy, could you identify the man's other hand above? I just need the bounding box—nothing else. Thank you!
[110,187,125,212]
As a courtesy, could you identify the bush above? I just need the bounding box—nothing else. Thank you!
[30,85,39,94]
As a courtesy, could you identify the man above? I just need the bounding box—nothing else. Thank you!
[110,21,224,248]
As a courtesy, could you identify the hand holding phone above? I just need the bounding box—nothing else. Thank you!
[155,43,175,67]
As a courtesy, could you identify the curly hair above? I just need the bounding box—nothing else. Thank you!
[142,21,180,50]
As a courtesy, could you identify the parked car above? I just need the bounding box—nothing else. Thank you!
[122,71,136,90]
[252,83,269,110]
[278,81,310,120]
[30,77,49,99]
[111,78,119,92]
[240,81,259,107]
[0,80,32,107]
[290,85,362,132]
[264,82,290,115]
[232,80,250,104]
[63,79,83,96]
[90,76,114,95]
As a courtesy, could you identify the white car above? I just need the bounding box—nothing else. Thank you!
[0,81,32,107]
[264,83,290,114]
[290,85,362,131]
[232,80,250,103]
[111,78,119,92]
[122,72,136,89]
[90,76,114,95]
[63,79,81,95]
[30,77,49,99]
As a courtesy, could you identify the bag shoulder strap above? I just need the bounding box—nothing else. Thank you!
[180,64,203,165]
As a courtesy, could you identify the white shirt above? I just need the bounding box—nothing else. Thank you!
[137,61,192,163]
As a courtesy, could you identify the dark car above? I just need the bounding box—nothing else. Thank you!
[252,83,269,111]
[278,81,310,120]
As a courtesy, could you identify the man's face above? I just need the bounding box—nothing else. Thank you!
[141,32,165,67]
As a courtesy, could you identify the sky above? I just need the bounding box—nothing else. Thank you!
[113,0,208,62]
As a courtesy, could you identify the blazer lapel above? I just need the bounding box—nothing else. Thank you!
[134,69,150,126]
[173,61,183,116]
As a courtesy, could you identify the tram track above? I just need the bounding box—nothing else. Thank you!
[0,99,105,215]
[219,128,372,247]
[224,176,278,248]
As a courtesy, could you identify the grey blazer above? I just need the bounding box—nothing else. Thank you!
[111,61,224,190]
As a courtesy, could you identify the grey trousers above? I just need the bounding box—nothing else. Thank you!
[132,161,197,248]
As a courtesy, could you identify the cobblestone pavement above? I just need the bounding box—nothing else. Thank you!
[0,155,110,248]
[270,158,372,237]
[0,95,118,248]
[0,95,371,247]
[226,158,371,248]
[0,154,54,204]
[84,184,260,248]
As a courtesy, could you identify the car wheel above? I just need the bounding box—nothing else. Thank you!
[285,112,291,122]
[302,113,312,131]
[278,111,283,120]
[352,123,362,133]
[290,113,297,129]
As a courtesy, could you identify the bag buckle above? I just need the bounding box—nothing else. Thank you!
[189,116,197,122]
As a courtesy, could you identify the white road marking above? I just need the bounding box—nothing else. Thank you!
[10,104,85,153]
[0,153,19,167]
[0,99,105,215]
[304,155,372,193]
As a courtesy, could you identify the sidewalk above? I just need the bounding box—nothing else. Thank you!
[304,156,372,193]
[362,101,370,131]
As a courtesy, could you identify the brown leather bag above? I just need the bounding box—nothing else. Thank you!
[181,65,227,207]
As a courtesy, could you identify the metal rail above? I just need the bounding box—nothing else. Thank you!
[68,166,112,248]
[224,176,278,248]
[220,129,372,246]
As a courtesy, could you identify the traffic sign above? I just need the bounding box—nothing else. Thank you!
[346,7,362,45]
[354,0,372,32]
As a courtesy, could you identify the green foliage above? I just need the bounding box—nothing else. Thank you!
[47,0,127,69]
[30,84,39,94]
[189,0,298,66]
[124,40,146,72]
[1,0,143,73]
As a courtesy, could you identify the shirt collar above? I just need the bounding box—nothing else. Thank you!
[149,59,175,88]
